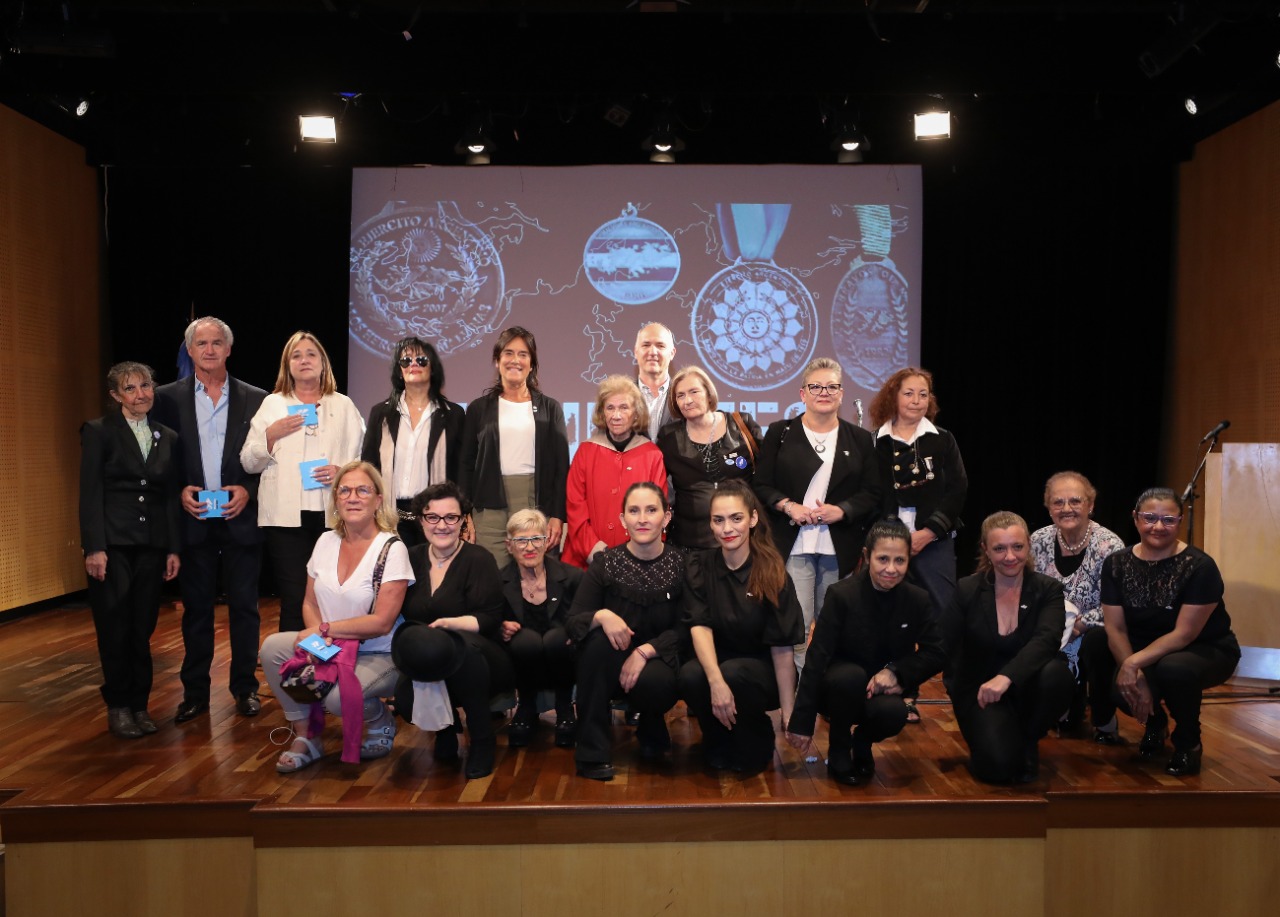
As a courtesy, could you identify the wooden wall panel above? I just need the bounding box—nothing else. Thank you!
[0,105,102,611]
[1167,101,1280,547]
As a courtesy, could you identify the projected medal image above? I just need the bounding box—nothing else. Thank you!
[583,203,681,305]
[692,203,817,391]
[349,201,507,357]
[831,204,910,392]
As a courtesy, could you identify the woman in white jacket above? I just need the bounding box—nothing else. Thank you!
[242,331,364,631]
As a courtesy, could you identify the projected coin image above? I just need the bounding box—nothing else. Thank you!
[583,204,681,305]
[831,258,909,392]
[692,261,818,391]
[349,201,507,357]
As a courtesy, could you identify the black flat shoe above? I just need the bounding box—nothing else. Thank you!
[1165,745,1203,777]
[827,761,865,787]
[553,716,578,748]
[576,761,615,781]
[1137,713,1168,760]
[434,726,460,761]
[131,710,158,735]
[1016,742,1041,784]
[1093,727,1124,746]
[465,736,496,779]
[852,741,876,780]
[174,699,209,723]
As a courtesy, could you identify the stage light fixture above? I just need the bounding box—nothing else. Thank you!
[299,115,337,142]
[49,93,91,119]
[454,114,495,165]
[1184,96,1199,115]
[829,121,869,163]
[914,111,951,140]
[642,110,684,163]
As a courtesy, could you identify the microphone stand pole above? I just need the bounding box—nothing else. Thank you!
[1180,431,1223,550]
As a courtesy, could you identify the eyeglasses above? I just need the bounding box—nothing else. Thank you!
[423,513,463,526]
[509,535,548,549]
[398,355,430,368]
[336,485,375,498]
[1050,497,1085,509]
[806,383,843,395]
[1135,512,1182,527]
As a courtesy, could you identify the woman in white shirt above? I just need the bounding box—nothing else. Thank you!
[259,461,412,773]
[242,331,364,631]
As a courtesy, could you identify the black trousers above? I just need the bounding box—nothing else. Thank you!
[1081,626,1240,751]
[88,545,165,710]
[575,629,678,765]
[679,655,779,768]
[820,660,911,751]
[952,657,1073,784]
[178,521,262,702]
[392,621,514,742]
[264,511,327,632]
[506,625,576,715]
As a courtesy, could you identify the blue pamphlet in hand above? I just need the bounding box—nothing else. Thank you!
[298,633,341,661]
[300,458,329,491]
[197,489,229,518]
[288,403,319,426]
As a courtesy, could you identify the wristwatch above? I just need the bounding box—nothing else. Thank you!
[319,622,330,639]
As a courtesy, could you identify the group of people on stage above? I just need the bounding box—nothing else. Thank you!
[80,317,1240,784]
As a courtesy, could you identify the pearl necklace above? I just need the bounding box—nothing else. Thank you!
[1057,524,1089,555]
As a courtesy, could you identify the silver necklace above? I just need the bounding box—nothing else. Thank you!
[430,544,461,568]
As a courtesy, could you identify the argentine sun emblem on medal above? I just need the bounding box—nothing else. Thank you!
[349,201,506,357]
[692,203,818,391]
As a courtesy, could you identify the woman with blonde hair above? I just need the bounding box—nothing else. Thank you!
[563,375,667,568]
[242,331,365,631]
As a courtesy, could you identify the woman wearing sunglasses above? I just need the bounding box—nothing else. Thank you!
[391,481,514,780]
[361,336,465,549]
[755,357,882,675]
[1081,487,1240,777]
[499,509,583,747]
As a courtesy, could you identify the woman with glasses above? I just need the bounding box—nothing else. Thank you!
[1029,471,1124,731]
[459,326,570,567]
[1080,488,1240,776]
[656,366,763,551]
[499,509,583,747]
[755,357,882,674]
[361,336,465,549]
[868,366,968,722]
[242,331,365,631]
[260,461,412,773]
[563,376,667,568]
[391,481,514,780]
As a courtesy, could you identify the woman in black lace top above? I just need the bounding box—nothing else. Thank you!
[565,481,685,781]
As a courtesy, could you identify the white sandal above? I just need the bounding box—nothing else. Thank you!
[361,706,397,760]
[276,735,323,774]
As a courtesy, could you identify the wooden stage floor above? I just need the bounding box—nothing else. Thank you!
[2,596,1278,810]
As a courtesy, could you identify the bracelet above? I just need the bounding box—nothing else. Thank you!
[635,647,652,661]
[780,499,793,514]
[319,622,330,638]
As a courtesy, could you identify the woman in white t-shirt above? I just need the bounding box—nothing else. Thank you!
[260,461,413,773]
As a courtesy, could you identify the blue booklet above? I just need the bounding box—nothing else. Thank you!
[297,633,341,661]
[288,403,319,426]
[197,489,229,518]
[299,458,329,490]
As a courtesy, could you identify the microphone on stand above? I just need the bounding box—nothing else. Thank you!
[854,398,864,428]
[1199,420,1229,443]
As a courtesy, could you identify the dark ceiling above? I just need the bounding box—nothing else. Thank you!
[3,1,1279,167]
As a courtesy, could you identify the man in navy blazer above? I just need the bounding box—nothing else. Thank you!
[153,316,267,723]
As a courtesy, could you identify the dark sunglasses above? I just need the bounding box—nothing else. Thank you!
[398,355,430,368]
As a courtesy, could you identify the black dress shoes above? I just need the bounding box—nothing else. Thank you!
[434,726,460,761]
[1137,712,1168,760]
[174,699,209,723]
[465,736,496,779]
[852,740,876,781]
[553,715,578,748]
[1165,744,1203,777]
[235,693,261,717]
[107,707,144,739]
[507,710,535,747]
[132,710,159,734]
[1093,727,1125,746]
[576,761,616,781]
[827,760,865,787]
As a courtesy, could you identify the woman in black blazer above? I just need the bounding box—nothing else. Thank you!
[754,357,882,673]
[458,326,570,567]
[499,509,583,747]
[946,511,1073,784]
[361,336,465,548]
[79,362,181,739]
